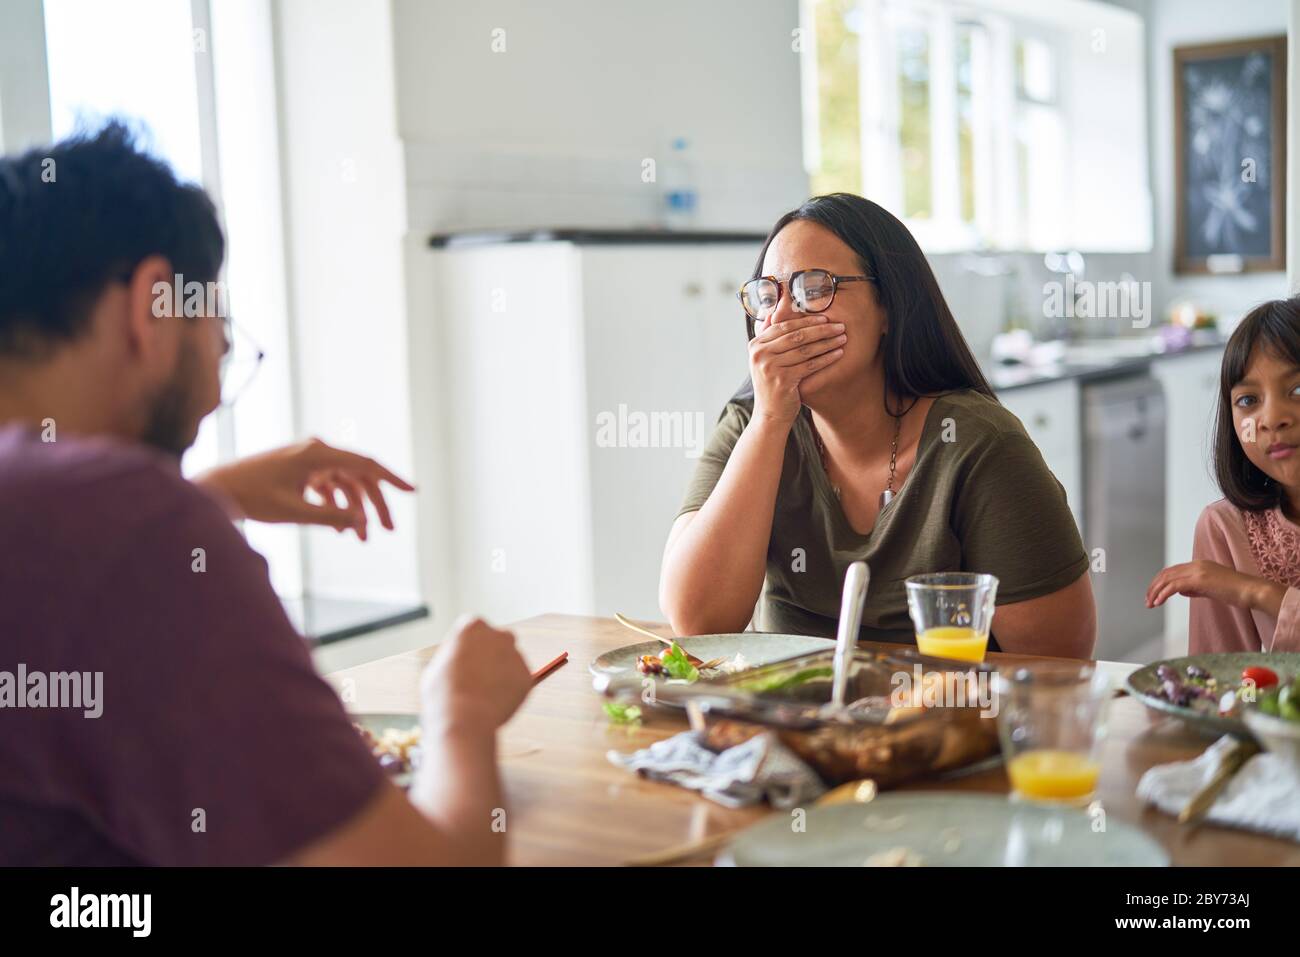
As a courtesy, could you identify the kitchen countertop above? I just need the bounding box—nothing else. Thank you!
[428,227,768,249]
[281,595,429,646]
[986,335,1226,393]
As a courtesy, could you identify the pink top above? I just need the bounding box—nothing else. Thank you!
[1190,499,1300,653]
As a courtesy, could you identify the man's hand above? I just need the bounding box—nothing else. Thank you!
[292,617,530,867]
[404,617,532,864]
[419,617,532,738]
[194,437,415,540]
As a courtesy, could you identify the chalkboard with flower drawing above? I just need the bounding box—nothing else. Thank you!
[1174,35,1286,274]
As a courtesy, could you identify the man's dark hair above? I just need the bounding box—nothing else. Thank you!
[0,119,224,356]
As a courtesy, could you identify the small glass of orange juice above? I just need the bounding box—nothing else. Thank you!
[993,663,1111,806]
[904,573,999,663]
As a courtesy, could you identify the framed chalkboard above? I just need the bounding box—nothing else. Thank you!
[1174,35,1286,274]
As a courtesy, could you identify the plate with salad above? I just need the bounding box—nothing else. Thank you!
[589,632,835,687]
[1124,652,1300,740]
[351,712,421,788]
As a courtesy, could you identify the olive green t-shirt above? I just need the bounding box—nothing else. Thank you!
[676,389,1088,648]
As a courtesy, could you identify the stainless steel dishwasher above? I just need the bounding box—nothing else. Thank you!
[1083,375,1167,662]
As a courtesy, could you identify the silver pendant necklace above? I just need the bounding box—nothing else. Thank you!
[813,412,902,511]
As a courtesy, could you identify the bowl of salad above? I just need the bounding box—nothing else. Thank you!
[1243,676,1300,781]
[1125,653,1300,741]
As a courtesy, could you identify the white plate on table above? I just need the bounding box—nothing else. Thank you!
[589,632,835,680]
[722,793,1169,867]
[351,712,420,788]
[1126,652,1300,740]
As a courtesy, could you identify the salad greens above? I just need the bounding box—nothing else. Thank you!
[738,665,834,695]
[603,701,643,725]
[1154,662,1300,723]
[660,642,700,682]
[1258,681,1300,723]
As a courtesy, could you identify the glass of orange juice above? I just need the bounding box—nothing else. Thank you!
[904,572,999,663]
[993,663,1111,806]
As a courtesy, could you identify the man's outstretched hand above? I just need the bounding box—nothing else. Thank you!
[195,437,415,540]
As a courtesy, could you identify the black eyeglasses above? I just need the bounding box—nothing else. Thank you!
[738,269,874,331]
[117,271,266,407]
[217,314,265,407]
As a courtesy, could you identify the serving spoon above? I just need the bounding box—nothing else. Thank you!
[830,561,870,710]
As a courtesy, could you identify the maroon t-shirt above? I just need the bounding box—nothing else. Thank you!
[0,425,385,865]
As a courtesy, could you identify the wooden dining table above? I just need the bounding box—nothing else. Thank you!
[326,613,1300,866]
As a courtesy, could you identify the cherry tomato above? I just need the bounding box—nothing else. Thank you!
[1241,665,1278,689]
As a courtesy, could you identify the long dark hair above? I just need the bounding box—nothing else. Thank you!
[732,193,993,414]
[1213,297,1300,511]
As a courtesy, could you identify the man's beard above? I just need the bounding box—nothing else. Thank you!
[139,337,203,458]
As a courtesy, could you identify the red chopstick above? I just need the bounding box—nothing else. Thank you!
[531,651,569,684]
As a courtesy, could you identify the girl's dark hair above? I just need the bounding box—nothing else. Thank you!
[1213,296,1300,510]
[733,193,993,413]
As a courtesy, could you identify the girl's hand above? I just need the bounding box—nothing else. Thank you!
[748,314,847,425]
[1146,560,1280,612]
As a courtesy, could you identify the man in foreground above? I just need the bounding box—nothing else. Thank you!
[0,121,531,865]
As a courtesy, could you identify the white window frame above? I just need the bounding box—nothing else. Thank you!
[38,0,306,597]
[818,0,1070,252]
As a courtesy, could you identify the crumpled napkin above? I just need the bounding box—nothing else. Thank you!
[1136,735,1300,842]
[608,730,827,809]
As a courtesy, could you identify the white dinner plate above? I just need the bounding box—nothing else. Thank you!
[722,792,1169,867]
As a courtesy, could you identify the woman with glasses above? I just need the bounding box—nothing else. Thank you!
[658,193,1096,656]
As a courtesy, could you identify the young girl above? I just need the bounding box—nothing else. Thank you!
[1147,297,1300,653]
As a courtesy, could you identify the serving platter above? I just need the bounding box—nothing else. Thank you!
[1125,652,1300,741]
[722,793,1169,867]
[589,632,835,679]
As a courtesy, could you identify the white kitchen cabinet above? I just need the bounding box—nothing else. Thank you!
[1151,349,1225,656]
[424,239,757,625]
[995,379,1084,530]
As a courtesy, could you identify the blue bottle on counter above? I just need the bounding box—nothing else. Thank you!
[662,137,698,230]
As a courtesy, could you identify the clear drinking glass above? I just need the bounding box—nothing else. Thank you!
[993,663,1111,805]
[904,572,999,663]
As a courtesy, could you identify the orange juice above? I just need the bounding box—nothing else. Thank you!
[915,626,988,662]
[1007,749,1100,801]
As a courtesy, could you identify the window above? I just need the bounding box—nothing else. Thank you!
[818,0,1000,250]
[43,0,222,470]
[805,0,862,196]
[1013,32,1067,250]
[44,0,204,181]
[43,0,304,596]
[802,0,1147,252]
[896,24,931,220]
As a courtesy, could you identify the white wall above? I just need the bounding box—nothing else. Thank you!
[391,0,808,233]
[1061,3,1153,252]
[274,0,421,604]
[0,0,52,152]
